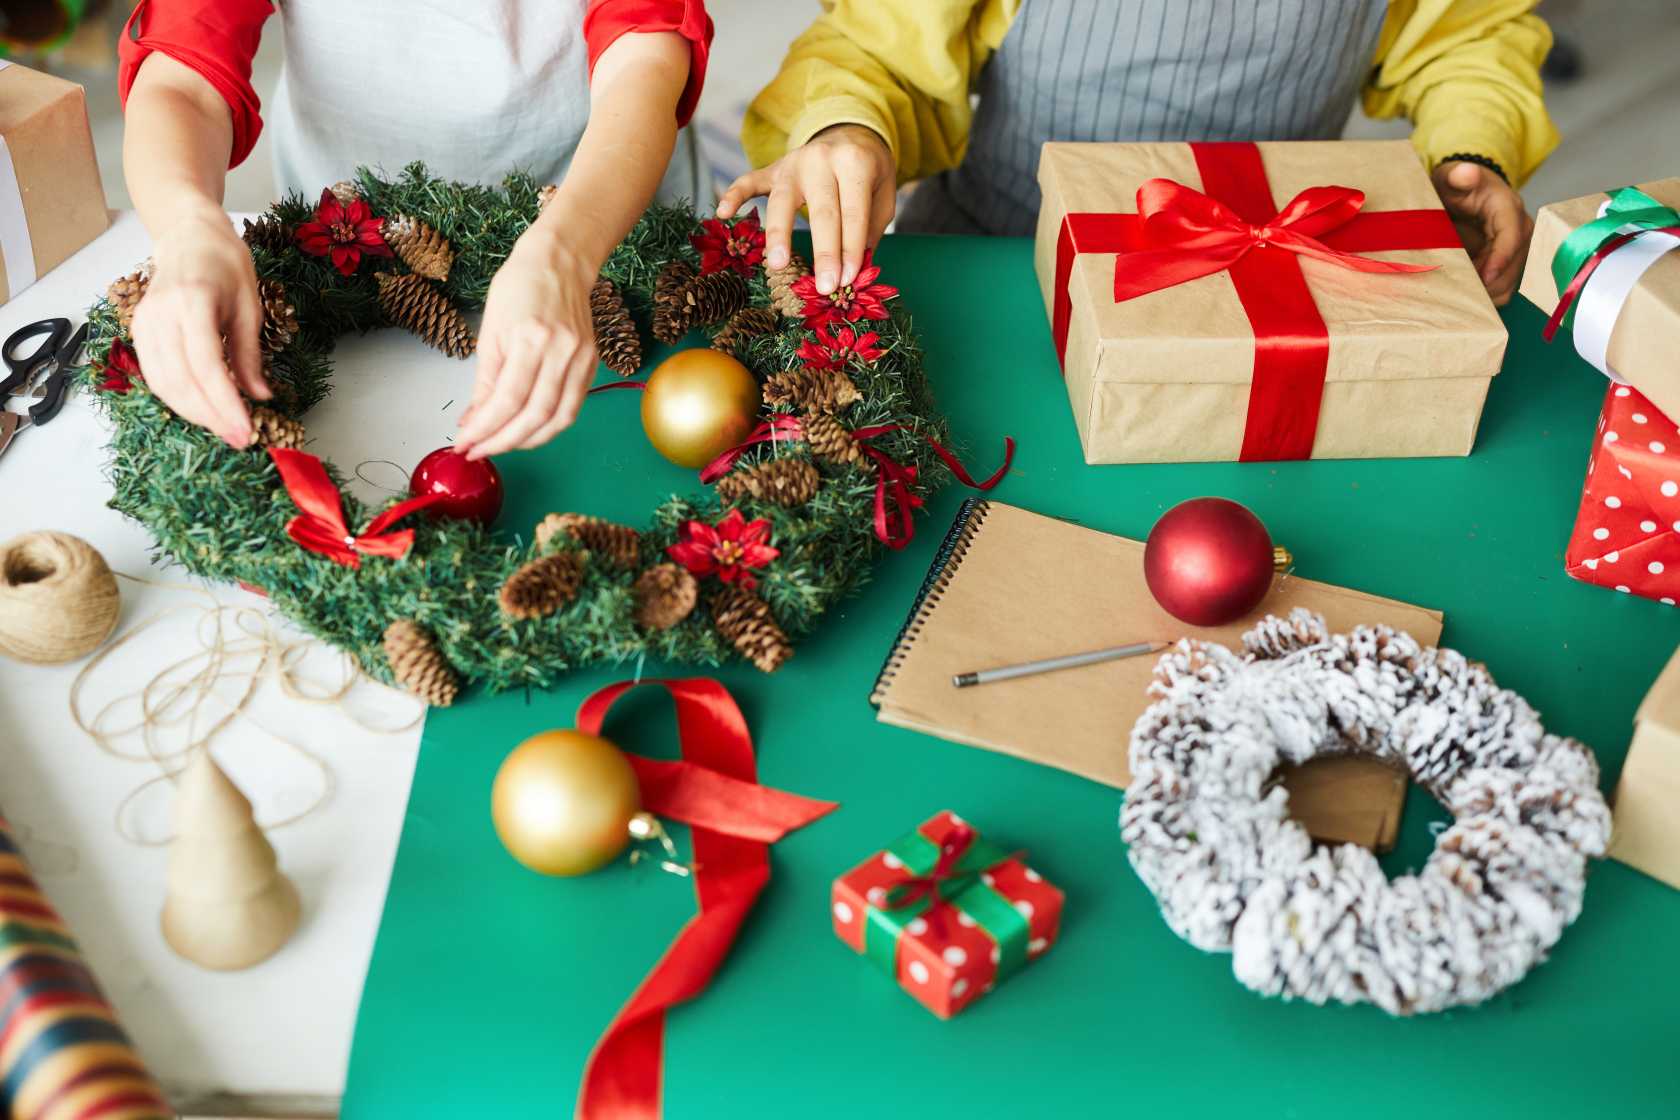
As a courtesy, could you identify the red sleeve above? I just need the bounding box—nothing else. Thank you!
[117,0,274,169]
[583,0,713,128]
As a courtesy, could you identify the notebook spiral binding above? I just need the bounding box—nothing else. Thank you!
[869,497,993,707]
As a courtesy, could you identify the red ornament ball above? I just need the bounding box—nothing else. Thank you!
[1143,498,1276,627]
[410,448,504,526]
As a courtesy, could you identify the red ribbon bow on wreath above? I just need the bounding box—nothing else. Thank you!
[268,447,445,568]
[851,426,1014,550]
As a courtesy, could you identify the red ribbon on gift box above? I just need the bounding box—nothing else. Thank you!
[1050,141,1464,461]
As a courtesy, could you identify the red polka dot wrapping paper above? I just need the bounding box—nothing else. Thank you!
[1565,383,1680,604]
[831,811,1063,1019]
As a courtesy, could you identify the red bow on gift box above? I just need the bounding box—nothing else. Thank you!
[269,447,445,568]
[1051,142,1465,461]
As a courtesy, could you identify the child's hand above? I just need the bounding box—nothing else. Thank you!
[717,123,896,295]
[130,209,269,448]
[1432,160,1532,306]
[457,228,598,459]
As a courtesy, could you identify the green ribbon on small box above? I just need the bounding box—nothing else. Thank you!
[1546,186,1680,336]
[862,821,1030,982]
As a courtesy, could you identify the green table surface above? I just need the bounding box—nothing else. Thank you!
[344,234,1680,1119]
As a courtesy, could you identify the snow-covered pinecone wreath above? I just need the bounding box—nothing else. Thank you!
[1121,609,1611,1015]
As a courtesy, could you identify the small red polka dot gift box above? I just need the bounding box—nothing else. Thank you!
[831,811,1062,1019]
[1565,383,1680,603]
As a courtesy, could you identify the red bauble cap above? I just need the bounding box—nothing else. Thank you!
[1143,498,1276,627]
[410,448,504,526]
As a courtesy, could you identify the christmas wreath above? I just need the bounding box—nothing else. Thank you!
[84,164,1007,704]
[1122,610,1611,1015]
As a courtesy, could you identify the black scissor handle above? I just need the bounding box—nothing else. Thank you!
[1,317,71,397]
[28,320,87,427]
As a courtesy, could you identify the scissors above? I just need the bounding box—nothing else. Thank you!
[0,316,88,463]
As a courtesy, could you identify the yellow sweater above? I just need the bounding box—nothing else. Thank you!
[743,0,1557,189]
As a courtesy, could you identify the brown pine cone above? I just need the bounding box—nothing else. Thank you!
[652,260,697,343]
[382,619,459,707]
[106,266,150,331]
[249,405,305,450]
[383,214,455,282]
[762,367,863,414]
[242,216,293,255]
[498,553,585,621]
[711,306,780,353]
[802,413,862,465]
[715,458,820,508]
[682,270,748,326]
[533,512,640,568]
[376,272,476,358]
[536,184,558,213]
[329,179,362,207]
[711,585,792,673]
[633,563,699,631]
[590,278,643,376]
[258,278,299,354]
[766,254,812,318]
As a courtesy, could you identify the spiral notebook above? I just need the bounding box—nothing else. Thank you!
[870,500,1445,850]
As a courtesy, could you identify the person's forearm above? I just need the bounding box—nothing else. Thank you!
[123,54,235,236]
[524,34,688,272]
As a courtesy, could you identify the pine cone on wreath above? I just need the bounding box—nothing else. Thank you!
[376,272,476,358]
[711,306,779,354]
[533,512,640,568]
[382,619,459,707]
[382,214,455,282]
[249,406,305,451]
[762,367,862,414]
[715,458,820,508]
[329,179,362,207]
[258,278,299,354]
[765,254,811,318]
[633,563,699,631]
[802,413,863,466]
[652,260,697,343]
[682,270,748,327]
[241,215,293,256]
[590,278,642,376]
[711,585,792,673]
[499,553,585,620]
[106,267,150,331]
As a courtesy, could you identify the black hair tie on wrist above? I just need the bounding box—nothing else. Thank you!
[1440,153,1510,185]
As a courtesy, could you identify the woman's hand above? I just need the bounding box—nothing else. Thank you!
[717,123,897,295]
[456,226,599,459]
[129,208,269,448]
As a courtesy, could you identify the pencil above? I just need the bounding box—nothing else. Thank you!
[951,640,1169,688]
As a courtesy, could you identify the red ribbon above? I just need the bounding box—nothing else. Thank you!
[883,824,977,910]
[587,379,648,393]
[851,425,1014,550]
[267,447,445,568]
[697,415,803,484]
[1050,142,1463,461]
[1542,223,1680,342]
[574,678,837,1120]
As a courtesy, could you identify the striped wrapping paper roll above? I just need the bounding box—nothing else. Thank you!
[0,815,171,1120]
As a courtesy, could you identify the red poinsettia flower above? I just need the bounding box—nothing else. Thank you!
[797,324,886,371]
[666,509,779,590]
[792,251,898,328]
[294,187,393,276]
[691,213,766,276]
[98,339,142,394]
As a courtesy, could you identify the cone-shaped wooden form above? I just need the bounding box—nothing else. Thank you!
[160,752,301,970]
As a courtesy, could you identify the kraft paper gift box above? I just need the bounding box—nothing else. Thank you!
[1564,382,1680,603]
[832,811,1062,1019]
[1520,179,1680,422]
[0,60,108,305]
[1610,645,1680,890]
[1034,140,1507,464]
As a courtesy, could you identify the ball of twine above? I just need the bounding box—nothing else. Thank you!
[0,531,122,664]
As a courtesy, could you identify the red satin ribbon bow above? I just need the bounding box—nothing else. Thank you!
[268,447,445,568]
[575,678,837,1120]
[698,415,804,484]
[1051,142,1463,461]
[851,426,1014,550]
[883,823,977,910]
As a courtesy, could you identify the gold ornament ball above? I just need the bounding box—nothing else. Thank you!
[491,729,641,876]
[640,348,761,468]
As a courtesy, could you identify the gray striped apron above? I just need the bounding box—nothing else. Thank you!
[897,0,1390,235]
